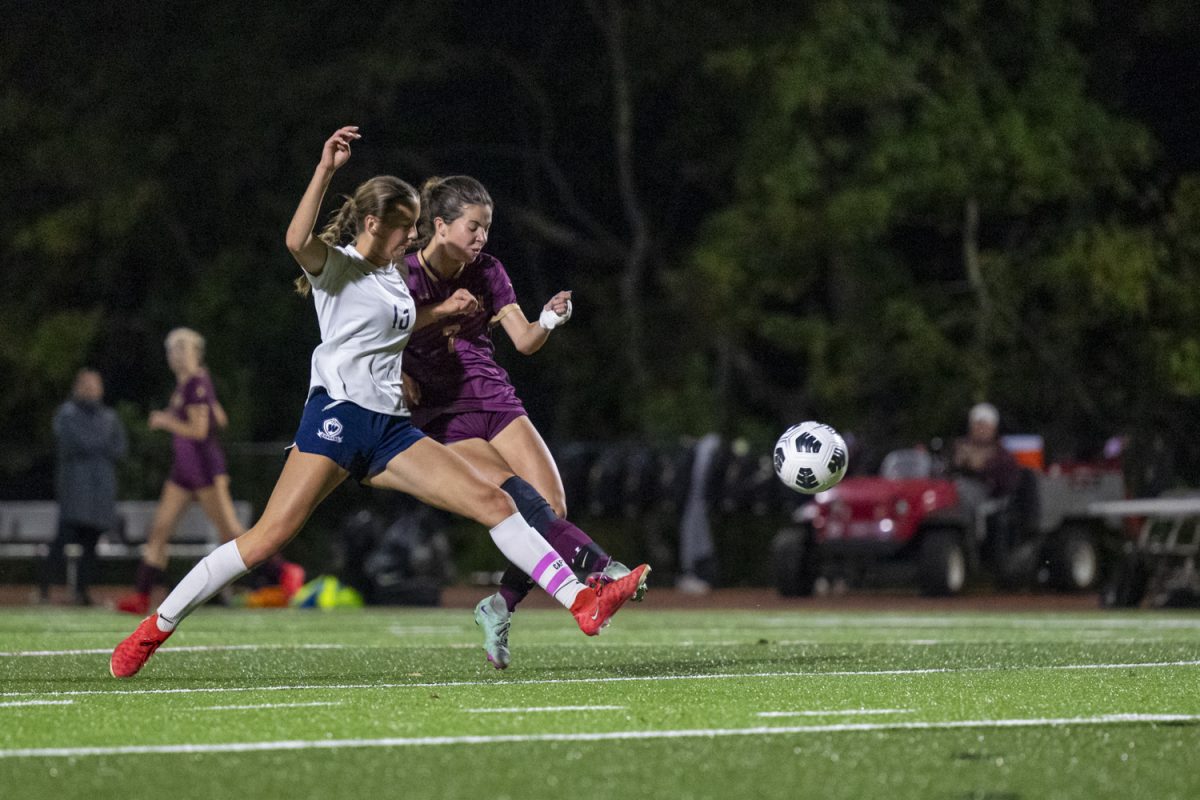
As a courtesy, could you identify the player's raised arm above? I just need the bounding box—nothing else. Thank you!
[286,126,361,275]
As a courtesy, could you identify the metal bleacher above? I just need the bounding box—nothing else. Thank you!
[0,500,253,562]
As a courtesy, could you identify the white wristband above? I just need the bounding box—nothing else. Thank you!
[538,299,572,330]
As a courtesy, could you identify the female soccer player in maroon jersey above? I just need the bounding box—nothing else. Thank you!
[400,176,641,669]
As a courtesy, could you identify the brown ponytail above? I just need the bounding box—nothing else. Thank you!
[413,175,494,250]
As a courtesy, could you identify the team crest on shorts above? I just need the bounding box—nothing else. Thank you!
[318,417,344,443]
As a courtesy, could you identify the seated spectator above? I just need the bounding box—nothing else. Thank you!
[951,402,1021,498]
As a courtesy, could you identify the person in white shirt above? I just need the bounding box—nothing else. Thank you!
[111,126,649,678]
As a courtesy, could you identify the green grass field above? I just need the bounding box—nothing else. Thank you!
[2,604,1199,799]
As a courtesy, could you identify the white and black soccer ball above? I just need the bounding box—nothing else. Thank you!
[773,421,849,495]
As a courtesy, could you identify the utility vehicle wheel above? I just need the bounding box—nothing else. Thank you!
[919,529,967,596]
[771,527,818,597]
[1099,553,1148,608]
[1049,527,1099,591]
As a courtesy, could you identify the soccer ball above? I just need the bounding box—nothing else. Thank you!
[773,421,848,494]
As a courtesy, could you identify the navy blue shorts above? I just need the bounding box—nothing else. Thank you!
[292,389,425,482]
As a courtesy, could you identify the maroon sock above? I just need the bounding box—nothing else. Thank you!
[545,519,610,573]
[498,566,534,612]
[134,562,165,594]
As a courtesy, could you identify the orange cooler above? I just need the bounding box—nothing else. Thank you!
[1001,434,1045,470]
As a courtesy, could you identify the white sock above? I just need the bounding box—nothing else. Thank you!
[155,541,249,631]
[489,513,583,608]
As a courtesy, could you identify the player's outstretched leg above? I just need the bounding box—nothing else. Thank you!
[109,540,248,678]
[482,514,650,638]
[502,476,616,575]
[474,477,642,666]
[473,593,512,670]
[109,450,345,679]
[570,563,651,636]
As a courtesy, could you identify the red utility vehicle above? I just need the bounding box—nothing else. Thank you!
[771,446,1126,596]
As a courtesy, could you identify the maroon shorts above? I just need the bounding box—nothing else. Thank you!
[418,409,527,445]
[169,440,228,491]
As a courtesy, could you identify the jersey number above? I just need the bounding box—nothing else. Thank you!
[392,306,411,331]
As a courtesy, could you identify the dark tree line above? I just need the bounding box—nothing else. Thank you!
[3,0,1199,499]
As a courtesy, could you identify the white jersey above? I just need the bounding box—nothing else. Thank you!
[302,244,415,415]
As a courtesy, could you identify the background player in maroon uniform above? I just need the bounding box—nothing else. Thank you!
[116,328,302,613]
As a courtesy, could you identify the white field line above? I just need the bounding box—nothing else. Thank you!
[1,713,1196,759]
[771,638,1171,647]
[0,644,349,658]
[5,636,1169,658]
[3,658,1199,700]
[448,638,1164,649]
[388,626,465,636]
[757,709,911,717]
[760,615,1200,630]
[0,700,74,708]
[2,630,1182,659]
[452,640,749,649]
[498,640,753,648]
[464,705,626,713]
[433,634,1182,650]
[194,702,343,711]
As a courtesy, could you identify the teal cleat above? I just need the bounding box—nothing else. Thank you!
[473,593,512,670]
[586,560,647,602]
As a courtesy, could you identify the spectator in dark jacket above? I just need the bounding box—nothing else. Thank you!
[39,368,127,605]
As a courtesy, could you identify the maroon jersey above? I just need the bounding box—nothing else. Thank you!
[402,252,525,428]
[168,371,227,490]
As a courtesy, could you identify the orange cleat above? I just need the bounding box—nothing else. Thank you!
[570,563,650,636]
[115,591,150,615]
[109,614,173,679]
[244,586,289,608]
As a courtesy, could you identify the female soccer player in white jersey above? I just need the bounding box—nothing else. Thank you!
[110,126,648,678]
